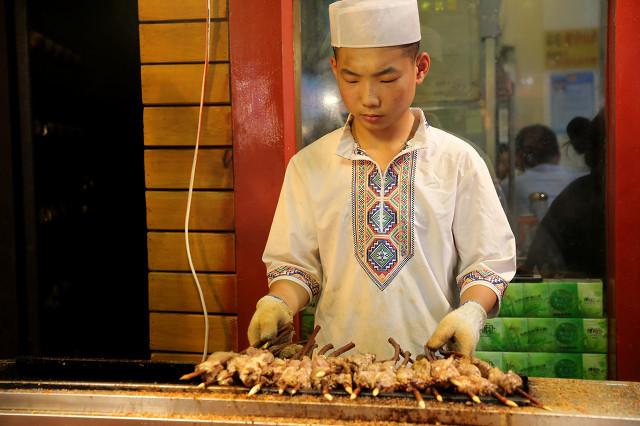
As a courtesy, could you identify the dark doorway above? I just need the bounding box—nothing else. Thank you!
[1,0,148,359]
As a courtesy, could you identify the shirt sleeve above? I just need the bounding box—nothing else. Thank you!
[262,157,322,308]
[452,152,517,317]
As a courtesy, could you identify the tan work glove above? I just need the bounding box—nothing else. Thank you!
[247,295,293,347]
[425,301,487,356]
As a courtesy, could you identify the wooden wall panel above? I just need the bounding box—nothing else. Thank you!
[139,0,236,357]
[149,272,236,313]
[144,149,233,189]
[139,22,229,63]
[144,106,231,147]
[138,0,227,21]
[150,312,237,352]
[146,191,234,231]
[147,232,234,272]
[141,64,229,104]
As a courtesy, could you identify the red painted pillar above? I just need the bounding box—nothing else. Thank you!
[607,0,640,381]
[229,0,297,349]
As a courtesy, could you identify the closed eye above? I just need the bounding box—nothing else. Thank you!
[381,78,399,83]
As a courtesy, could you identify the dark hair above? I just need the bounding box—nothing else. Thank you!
[515,124,559,168]
[497,143,509,154]
[332,41,421,60]
[585,109,605,173]
[566,116,590,154]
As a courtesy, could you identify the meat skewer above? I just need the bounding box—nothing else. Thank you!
[180,328,539,409]
[312,341,356,399]
[351,338,401,398]
[179,351,235,386]
[347,352,376,400]
[312,343,336,400]
[371,338,402,396]
[444,351,540,409]
[395,351,426,409]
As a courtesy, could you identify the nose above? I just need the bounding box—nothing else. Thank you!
[361,81,380,109]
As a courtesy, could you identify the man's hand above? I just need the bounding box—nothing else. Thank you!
[247,295,294,347]
[425,301,487,356]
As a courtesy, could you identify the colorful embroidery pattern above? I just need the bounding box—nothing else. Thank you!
[352,152,417,290]
[458,268,508,298]
[267,265,321,296]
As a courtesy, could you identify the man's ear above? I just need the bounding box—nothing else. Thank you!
[330,55,338,79]
[415,52,430,84]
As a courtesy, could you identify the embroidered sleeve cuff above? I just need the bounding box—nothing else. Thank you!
[457,268,509,317]
[267,265,321,304]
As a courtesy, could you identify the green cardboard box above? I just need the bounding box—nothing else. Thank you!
[547,281,579,317]
[582,354,608,380]
[553,318,584,352]
[478,318,504,351]
[480,318,607,353]
[502,352,528,375]
[578,281,604,317]
[500,282,524,317]
[500,280,604,318]
[583,318,608,353]
[526,318,556,351]
[550,353,583,378]
[522,283,551,317]
[475,352,607,379]
[503,318,528,351]
[526,352,555,377]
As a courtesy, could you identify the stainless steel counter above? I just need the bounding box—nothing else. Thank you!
[1,378,639,425]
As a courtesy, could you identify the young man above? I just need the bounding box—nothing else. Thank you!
[248,0,516,358]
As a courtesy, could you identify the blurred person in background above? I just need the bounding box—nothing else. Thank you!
[522,110,605,277]
[560,116,590,174]
[502,124,587,219]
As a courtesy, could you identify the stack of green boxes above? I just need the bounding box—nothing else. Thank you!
[476,279,607,379]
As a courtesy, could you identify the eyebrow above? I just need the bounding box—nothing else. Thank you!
[340,66,400,78]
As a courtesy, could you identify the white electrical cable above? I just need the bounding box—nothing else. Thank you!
[185,0,212,363]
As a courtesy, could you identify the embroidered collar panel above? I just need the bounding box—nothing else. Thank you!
[335,108,431,160]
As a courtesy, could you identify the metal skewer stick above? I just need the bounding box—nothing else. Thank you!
[295,325,321,359]
[409,386,426,409]
[248,383,262,396]
[492,391,518,407]
[386,338,402,362]
[350,387,361,400]
[328,342,356,357]
[400,351,412,367]
[322,383,333,401]
[318,343,334,355]
[517,388,552,411]
[431,387,443,402]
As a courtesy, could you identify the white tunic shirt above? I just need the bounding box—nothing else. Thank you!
[263,109,516,359]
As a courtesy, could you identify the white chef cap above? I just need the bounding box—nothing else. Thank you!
[329,0,421,48]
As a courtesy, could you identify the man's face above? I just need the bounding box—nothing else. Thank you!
[330,47,429,133]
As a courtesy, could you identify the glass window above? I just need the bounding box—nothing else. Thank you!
[299,0,607,279]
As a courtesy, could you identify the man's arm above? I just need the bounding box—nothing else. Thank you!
[426,151,516,356]
[269,280,311,312]
[460,285,497,314]
[248,157,321,346]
